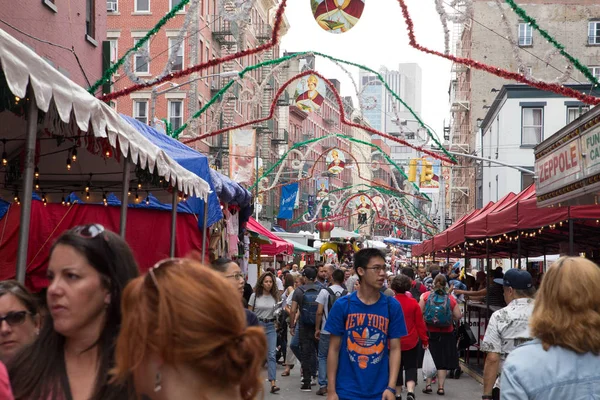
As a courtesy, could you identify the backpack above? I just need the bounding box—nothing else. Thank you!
[299,285,320,326]
[409,281,423,302]
[423,291,452,327]
[326,287,348,313]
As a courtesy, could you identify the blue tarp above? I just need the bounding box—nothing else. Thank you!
[121,115,222,227]
[383,238,421,246]
[208,169,251,207]
[0,199,9,220]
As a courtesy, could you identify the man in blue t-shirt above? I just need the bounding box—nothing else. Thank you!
[325,248,407,400]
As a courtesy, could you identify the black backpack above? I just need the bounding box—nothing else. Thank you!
[326,287,348,313]
[409,281,423,302]
[299,285,320,326]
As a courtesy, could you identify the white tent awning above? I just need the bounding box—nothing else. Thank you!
[0,29,210,199]
[331,227,361,239]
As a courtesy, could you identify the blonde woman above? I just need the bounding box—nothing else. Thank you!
[500,257,600,399]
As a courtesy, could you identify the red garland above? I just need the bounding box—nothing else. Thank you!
[396,0,600,105]
[184,69,456,164]
[99,0,288,102]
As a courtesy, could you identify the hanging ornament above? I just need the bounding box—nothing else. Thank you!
[295,74,326,113]
[325,148,346,175]
[316,221,335,240]
[312,0,365,34]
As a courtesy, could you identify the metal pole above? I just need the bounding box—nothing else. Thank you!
[569,219,574,256]
[446,248,450,266]
[543,247,547,273]
[16,88,38,284]
[517,232,521,269]
[254,130,259,221]
[485,240,491,314]
[201,197,209,262]
[119,157,130,238]
[170,189,177,258]
[439,174,446,232]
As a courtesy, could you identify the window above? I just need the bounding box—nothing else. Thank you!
[169,38,184,71]
[133,39,149,74]
[109,39,118,65]
[521,107,543,146]
[521,169,535,190]
[170,0,184,11]
[518,23,532,46]
[589,21,600,45]
[134,101,148,124]
[106,0,117,12]
[168,100,183,131]
[590,66,600,80]
[86,0,95,39]
[135,0,150,12]
[567,106,590,123]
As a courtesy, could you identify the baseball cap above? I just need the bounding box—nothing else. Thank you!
[303,267,317,280]
[493,269,533,290]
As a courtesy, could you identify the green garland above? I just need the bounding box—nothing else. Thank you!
[505,0,599,87]
[87,0,190,95]
[170,51,456,163]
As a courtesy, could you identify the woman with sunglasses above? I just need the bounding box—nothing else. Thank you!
[112,258,267,400]
[249,271,281,393]
[9,224,139,400]
[210,258,259,327]
[0,280,40,364]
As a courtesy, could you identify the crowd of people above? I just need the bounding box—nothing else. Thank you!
[0,224,598,400]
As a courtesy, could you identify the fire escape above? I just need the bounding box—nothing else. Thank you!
[449,4,473,222]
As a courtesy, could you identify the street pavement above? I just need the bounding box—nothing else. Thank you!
[263,363,483,400]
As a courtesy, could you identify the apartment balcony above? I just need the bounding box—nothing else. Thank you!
[451,91,471,112]
[210,16,236,45]
[271,129,288,144]
[256,24,272,41]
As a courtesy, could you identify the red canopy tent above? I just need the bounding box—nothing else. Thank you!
[464,192,517,238]
[246,217,293,256]
[486,185,536,238]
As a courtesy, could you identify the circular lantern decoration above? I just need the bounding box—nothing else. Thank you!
[316,221,335,240]
[312,0,365,34]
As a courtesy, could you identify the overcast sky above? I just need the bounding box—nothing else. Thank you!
[280,0,452,135]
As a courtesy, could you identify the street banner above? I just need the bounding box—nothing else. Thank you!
[229,129,256,186]
[277,183,299,220]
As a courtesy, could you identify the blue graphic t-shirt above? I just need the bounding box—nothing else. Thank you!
[325,291,407,400]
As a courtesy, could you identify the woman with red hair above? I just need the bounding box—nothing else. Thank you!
[112,258,267,400]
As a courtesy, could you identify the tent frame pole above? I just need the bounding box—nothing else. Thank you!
[16,87,38,284]
[170,189,177,258]
[517,232,522,269]
[119,157,130,238]
[201,198,209,262]
[446,248,450,266]
[485,240,491,315]
[569,219,574,256]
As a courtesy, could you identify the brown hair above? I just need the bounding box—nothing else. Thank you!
[112,259,267,400]
[254,272,280,301]
[433,273,447,291]
[391,275,411,293]
[530,257,600,354]
[0,280,38,316]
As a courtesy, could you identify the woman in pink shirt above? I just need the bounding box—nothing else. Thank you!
[0,361,13,400]
[392,275,429,400]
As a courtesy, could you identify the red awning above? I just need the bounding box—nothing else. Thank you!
[486,185,536,237]
[247,217,293,256]
[446,201,496,249]
[465,192,517,238]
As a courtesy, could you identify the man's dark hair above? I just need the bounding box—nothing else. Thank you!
[332,269,345,284]
[266,267,276,274]
[391,275,411,293]
[494,267,504,279]
[431,269,440,280]
[401,267,415,280]
[354,248,386,271]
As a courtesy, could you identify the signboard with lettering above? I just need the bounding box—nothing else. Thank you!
[534,109,600,207]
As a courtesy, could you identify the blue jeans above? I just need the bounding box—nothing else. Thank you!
[290,324,301,361]
[318,333,330,388]
[260,321,277,381]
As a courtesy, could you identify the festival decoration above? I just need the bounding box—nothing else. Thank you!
[319,241,338,254]
[325,148,346,175]
[312,0,365,34]
[295,74,326,112]
[316,177,330,200]
[316,221,335,240]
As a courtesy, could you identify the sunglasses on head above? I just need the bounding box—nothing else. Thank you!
[72,224,106,239]
[0,311,30,326]
[147,258,185,289]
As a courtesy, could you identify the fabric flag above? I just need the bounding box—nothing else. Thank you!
[277,183,299,220]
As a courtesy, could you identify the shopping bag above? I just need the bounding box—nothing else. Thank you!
[422,348,437,380]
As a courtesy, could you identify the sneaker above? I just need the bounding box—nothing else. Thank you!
[407,393,416,400]
[301,383,312,392]
[311,377,317,386]
[395,394,402,400]
[316,387,327,396]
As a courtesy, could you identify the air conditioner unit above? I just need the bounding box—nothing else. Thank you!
[107,1,117,12]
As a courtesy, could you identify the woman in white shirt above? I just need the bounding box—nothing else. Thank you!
[249,272,281,393]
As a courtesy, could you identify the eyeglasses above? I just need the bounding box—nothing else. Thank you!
[147,258,185,288]
[364,265,387,273]
[225,273,245,281]
[0,311,30,326]
[72,224,105,239]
